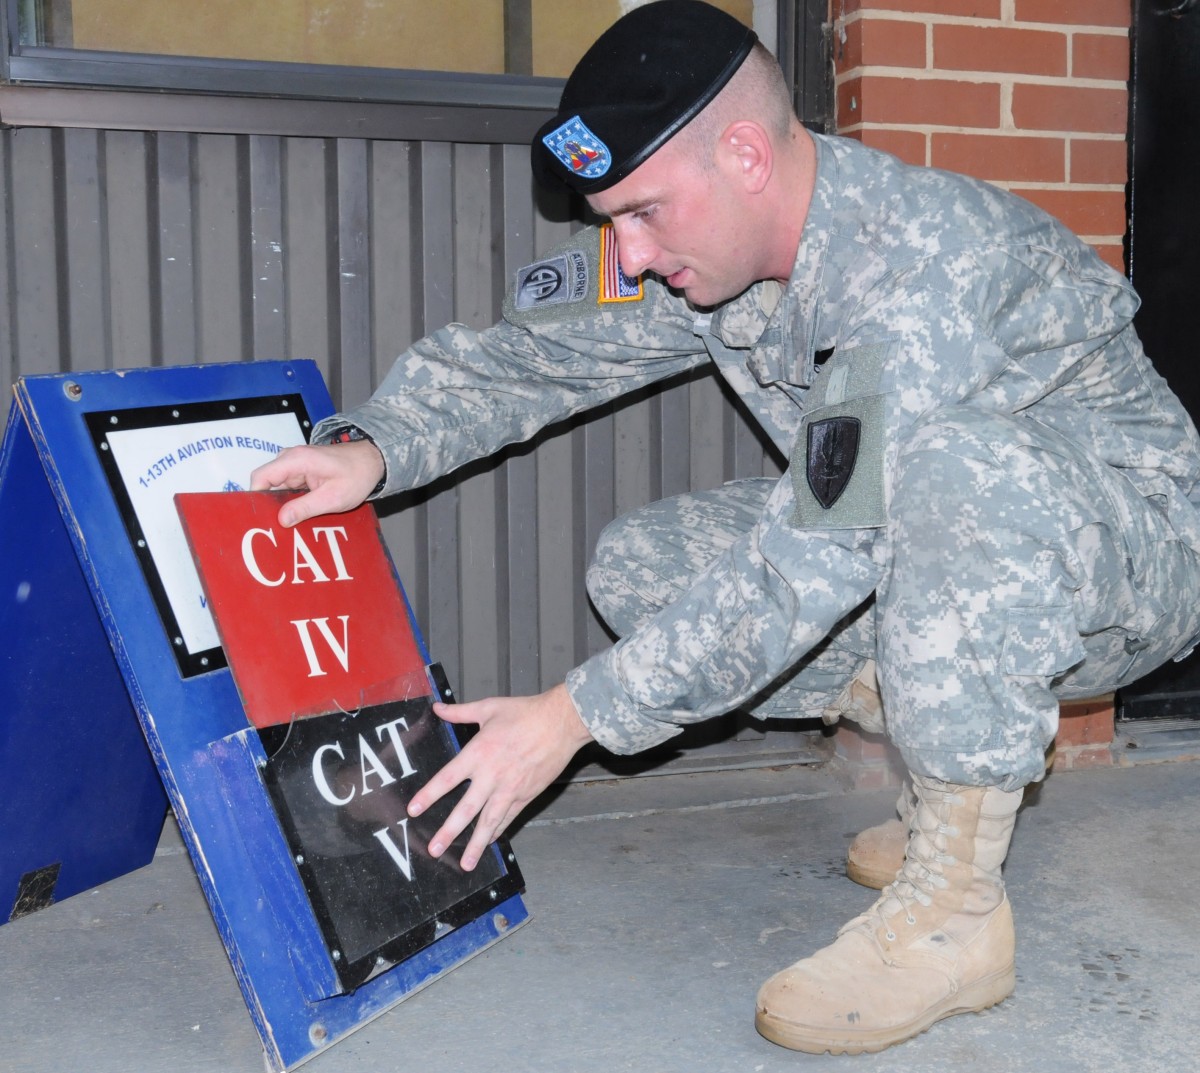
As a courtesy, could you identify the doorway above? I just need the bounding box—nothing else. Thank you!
[1120,0,1200,723]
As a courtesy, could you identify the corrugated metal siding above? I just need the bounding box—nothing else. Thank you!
[0,124,784,704]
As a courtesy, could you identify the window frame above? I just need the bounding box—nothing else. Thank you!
[0,0,562,138]
[0,1,827,141]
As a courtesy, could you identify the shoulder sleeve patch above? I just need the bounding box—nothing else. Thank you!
[791,393,888,530]
[789,340,897,531]
[513,249,591,312]
[503,224,643,327]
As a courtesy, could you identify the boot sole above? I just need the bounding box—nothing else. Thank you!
[754,963,1016,1055]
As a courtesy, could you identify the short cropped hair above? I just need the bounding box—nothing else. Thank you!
[673,43,797,168]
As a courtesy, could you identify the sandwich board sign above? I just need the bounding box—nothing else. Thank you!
[0,361,528,1070]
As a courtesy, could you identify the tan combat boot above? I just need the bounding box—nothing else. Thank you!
[846,781,914,889]
[756,775,1022,1054]
[824,661,911,890]
[822,658,885,733]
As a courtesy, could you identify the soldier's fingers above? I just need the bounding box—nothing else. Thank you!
[249,446,314,491]
[275,487,348,527]
[407,751,472,821]
[424,780,490,862]
[456,818,496,873]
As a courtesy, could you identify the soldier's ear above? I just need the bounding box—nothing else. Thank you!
[720,120,772,194]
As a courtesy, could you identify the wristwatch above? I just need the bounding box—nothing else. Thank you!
[327,425,387,497]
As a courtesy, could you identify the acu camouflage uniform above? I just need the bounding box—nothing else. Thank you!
[317,134,1200,790]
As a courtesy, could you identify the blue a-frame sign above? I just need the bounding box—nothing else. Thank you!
[0,361,529,1071]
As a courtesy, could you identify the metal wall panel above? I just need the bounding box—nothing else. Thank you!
[0,124,784,708]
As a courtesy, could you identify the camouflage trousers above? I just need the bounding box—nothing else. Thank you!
[586,410,1200,788]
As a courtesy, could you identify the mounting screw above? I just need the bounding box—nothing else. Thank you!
[63,381,83,401]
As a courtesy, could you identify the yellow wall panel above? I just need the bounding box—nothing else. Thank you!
[68,1,756,79]
[531,0,622,80]
[70,0,506,74]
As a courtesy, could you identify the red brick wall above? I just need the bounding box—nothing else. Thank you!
[832,0,1131,273]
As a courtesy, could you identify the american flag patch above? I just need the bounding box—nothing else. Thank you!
[599,223,644,304]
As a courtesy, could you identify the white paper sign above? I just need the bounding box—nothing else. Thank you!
[104,412,306,655]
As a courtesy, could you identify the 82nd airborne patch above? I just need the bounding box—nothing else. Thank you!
[505,225,645,326]
[514,251,590,312]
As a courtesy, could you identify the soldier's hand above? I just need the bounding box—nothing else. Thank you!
[249,440,385,527]
[408,684,595,871]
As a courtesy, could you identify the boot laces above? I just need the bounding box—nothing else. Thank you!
[870,803,961,941]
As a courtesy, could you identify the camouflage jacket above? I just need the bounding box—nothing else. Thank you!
[319,133,1200,754]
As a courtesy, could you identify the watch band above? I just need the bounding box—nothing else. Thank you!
[327,425,387,497]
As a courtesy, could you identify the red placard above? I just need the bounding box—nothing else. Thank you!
[176,491,428,728]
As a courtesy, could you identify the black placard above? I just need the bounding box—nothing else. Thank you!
[258,695,523,991]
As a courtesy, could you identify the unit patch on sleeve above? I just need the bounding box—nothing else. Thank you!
[599,223,644,304]
[806,416,860,508]
[789,339,896,531]
[503,226,646,328]
[514,251,590,311]
[790,394,887,530]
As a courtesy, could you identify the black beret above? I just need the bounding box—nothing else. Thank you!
[532,1,758,195]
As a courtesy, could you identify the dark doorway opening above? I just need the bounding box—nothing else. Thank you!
[1121,0,1200,722]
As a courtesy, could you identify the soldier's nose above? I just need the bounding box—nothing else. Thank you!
[611,222,657,278]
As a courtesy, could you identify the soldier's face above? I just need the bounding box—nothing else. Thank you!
[586,135,761,308]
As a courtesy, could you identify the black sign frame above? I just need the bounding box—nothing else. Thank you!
[84,394,313,677]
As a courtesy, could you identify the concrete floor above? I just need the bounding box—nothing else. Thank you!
[3,755,1198,1073]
